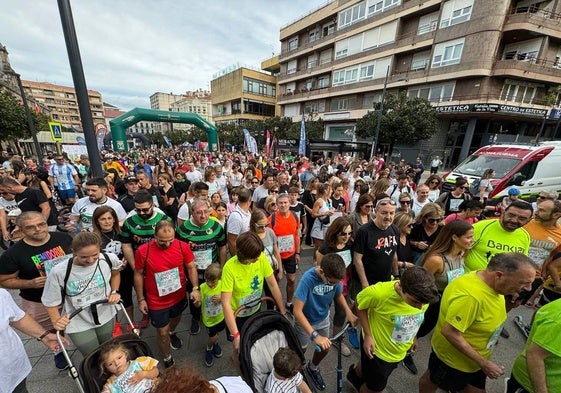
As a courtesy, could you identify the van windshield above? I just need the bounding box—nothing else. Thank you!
[454,155,521,178]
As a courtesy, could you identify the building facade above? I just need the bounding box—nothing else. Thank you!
[278,0,561,165]
[169,89,212,130]
[211,66,278,125]
[149,92,185,133]
[21,80,104,132]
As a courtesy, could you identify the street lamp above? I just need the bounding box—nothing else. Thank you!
[6,69,44,163]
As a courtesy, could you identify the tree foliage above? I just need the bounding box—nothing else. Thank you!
[0,91,52,142]
[355,92,439,157]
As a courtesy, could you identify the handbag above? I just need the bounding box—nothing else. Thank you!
[264,247,279,271]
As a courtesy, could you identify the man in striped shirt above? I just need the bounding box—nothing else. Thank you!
[176,198,226,335]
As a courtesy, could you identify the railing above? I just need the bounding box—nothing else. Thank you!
[510,5,561,20]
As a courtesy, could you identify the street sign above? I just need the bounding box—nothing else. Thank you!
[48,121,63,141]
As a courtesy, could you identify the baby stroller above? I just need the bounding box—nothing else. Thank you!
[56,300,154,393]
[239,308,306,393]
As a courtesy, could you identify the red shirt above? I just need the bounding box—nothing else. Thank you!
[268,212,300,259]
[135,239,194,310]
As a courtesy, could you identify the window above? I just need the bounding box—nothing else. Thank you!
[500,82,537,104]
[287,60,297,75]
[330,98,349,111]
[288,37,298,51]
[336,21,397,59]
[322,21,335,37]
[418,12,439,35]
[367,0,401,16]
[338,1,367,29]
[502,38,541,63]
[243,78,276,97]
[440,0,474,28]
[318,76,330,88]
[432,38,465,67]
[408,83,454,102]
[309,29,320,43]
[304,100,326,113]
[363,92,382,108]
[360,62,375,80]
[319,49,332,65]
[411,51,431,70]
[332,57,391,86]
[307,55,318,69]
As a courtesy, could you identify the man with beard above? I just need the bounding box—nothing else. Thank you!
[465,201,532,273]
[122,189,171,328]
[352,199,400,296]
[524,199,561,269]
[134,220,198,369]
[0,211,73,370]
[69,177,127,231]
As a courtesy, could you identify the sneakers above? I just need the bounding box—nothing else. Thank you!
[306,362,326,391]
[112,322,123,338]
[54,352,69,371]
[139,314,150,329]
[341,342,351,357]
[346,364,362,392]
[348,327,360,349]
[500,327,510,339]
[163,356,175,369]
[169,332,183,350]
[212,342,223,358]
[402,353,418,375]
[190,319,201,335]
[204,350,214,367]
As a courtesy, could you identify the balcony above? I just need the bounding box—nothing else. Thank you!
[493,57,561,84]
[504,6,561,39]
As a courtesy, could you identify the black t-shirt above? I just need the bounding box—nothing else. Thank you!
[289,202,307,225]
[0,232,73,302]
[330,196,346,212]
[353,222,399,284]
[118,193,135,213]
[16,187,56,225]
[397,236,414,263]
[410,223,442,253]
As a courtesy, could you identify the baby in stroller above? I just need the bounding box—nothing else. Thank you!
[99,340,159,393]
[265,347,311,393]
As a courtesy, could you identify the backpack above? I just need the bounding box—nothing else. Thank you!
[389,184,412,198]
[468,178,481,197]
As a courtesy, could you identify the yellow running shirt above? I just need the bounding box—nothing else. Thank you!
[200,280,224,328]
[357,281,428,363]
[431,271,506,372]
[221,252,273,318]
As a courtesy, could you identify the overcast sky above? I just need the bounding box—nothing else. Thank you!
[1,0,328,110]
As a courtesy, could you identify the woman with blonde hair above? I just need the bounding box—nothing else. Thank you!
[410,203,444,265]
[369,177,391,200]
[264,195,278,217]
[424,174,442,202]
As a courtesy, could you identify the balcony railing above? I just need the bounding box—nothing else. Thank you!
[510,5,561,20]
[494,56,561,79]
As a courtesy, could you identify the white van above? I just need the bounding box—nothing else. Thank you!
[442,142,561,200]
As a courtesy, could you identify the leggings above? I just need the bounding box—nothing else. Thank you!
[68,319,114,356]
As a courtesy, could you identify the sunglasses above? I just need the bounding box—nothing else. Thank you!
[426,218,443,224]
[255,223,268,229]
[363,205,374,209]
[459,186,467,189]
[400,200,411,204]
[430,180,439,184]
[376,200,397,208]
[270,190,279,193]
[339,231,352,236]
[251,181,259,184]
[537,195,554,200]
[135,207,152,213]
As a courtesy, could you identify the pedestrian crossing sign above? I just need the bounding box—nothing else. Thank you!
[49,121,63,141]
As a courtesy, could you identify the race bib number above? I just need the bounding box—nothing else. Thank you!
[238,290,262,317]
[204,295,223,318]
[68,273,105,306]
[44,254,73,276]
[108,360,154,393]
[336,249,352,268]
[154,267,182,297]
[278,235,295,253]
[193,249,213,270]
[446,266,465,283]
[391,313,424,344]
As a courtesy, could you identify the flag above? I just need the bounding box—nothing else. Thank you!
[163,135,173,148]
[249,136,258,154]
[299,113,306,156]
[266,130,271,157]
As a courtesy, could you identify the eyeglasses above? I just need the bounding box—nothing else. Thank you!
[22,222,48,231]
[376,200,397,208]
[135,207,152,213]
[363,205,374,209]
[255,223,268,229]
[269,203,277,207]
[400,200,411,204]
[339,231,352,236]
[251,181,259,184]
[537,195,554,200]
[426,217,443,224]
[270,190,279,193]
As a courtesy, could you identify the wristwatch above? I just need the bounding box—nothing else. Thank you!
[192,286,200,291]
[310,330,319,341]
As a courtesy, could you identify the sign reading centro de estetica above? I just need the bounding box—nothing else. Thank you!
[435,103,547,117]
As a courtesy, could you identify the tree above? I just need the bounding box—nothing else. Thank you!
[0,91,28,140]
[355,92,439,159]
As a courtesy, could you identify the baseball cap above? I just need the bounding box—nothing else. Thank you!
[124,175,139,184]
[508,187,520,196]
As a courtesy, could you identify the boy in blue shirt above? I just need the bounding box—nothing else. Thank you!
[293,253,358,391]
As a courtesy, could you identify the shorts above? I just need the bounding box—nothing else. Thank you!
[207,319,226,337]
[427,351,486,391]
[294,315,331,349]
[57,188,76,200]
[149,297,188,329]
[283,254,297,275]
[359,334,398,391]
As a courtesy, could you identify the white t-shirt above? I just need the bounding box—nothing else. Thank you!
[71,196,127,231]
[42,253,122,333]
[0,289,32,393]
[227,206,251,235]
[210,376,252,393]
[185,170,202,183]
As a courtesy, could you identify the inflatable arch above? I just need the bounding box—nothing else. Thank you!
[103,131,151,149]
[109,108,218,152]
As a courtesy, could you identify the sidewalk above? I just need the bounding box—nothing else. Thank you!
[17,246,531,393]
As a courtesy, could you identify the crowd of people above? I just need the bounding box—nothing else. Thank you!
[0,147,560,393]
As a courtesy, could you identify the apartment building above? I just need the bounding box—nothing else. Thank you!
[149,92,185,133]
[211,66,278,125]
[21,80,104,131]
[278,0,561,165]
[169,89,212,130]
